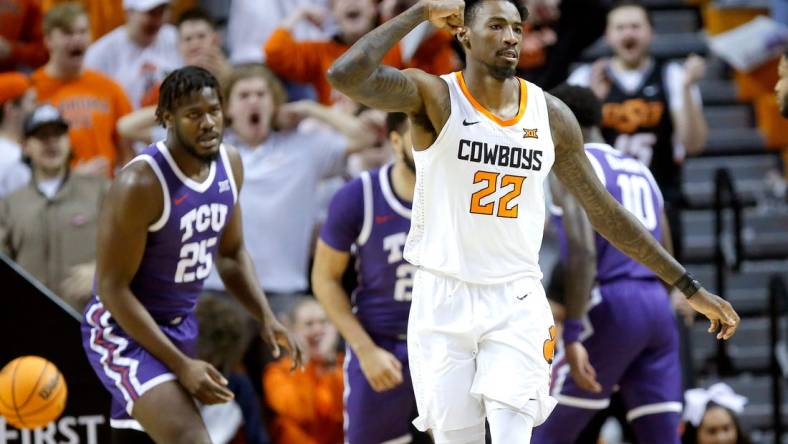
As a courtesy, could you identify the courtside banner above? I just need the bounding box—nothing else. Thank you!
[0,253,110,443]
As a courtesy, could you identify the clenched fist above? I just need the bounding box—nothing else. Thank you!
[420,0,465,32]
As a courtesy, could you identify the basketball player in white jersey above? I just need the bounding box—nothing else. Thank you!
[327,1,740,442]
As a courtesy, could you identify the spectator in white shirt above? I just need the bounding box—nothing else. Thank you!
[202,64,375,318]
[84,0,183,108]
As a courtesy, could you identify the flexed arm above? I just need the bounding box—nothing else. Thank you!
[327,0,462,113]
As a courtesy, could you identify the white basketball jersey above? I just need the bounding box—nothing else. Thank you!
[404,72,556,285]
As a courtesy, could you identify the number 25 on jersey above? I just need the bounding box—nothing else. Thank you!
[470,171,526,218]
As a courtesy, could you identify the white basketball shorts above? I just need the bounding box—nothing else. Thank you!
[407,269,558,433]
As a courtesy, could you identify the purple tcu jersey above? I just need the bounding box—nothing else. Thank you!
[553,143,664,283]
[320,163,414,338]
[123,141,237,317]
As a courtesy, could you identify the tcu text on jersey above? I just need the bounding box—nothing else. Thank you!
[382,232,415,302]
[175,203,229,283]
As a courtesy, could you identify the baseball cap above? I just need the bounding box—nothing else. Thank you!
[23,104,69,137]
[123,0,170,11]
[0,72,30,104]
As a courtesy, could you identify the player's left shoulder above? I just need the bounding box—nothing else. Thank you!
[544,91,572,122]
[544,92,583,150]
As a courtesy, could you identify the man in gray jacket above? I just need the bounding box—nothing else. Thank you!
[0,104,108,310]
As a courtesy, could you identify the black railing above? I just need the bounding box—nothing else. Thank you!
[769,275,787,444]
[713,168,743,375]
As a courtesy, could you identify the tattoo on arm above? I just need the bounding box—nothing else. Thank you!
[547,94,686,284]
[351,66,423,112]
[327,6,425,113]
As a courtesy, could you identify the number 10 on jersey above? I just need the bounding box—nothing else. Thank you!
[469,171,526,218]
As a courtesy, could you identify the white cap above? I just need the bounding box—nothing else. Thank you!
[123,0,170,11]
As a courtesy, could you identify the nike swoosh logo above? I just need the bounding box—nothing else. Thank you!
[174,195,188,205]
[463,119,480,126]
[516,292,530,300]
[375,214,394,224]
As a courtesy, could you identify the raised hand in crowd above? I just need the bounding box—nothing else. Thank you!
[589,57,612,99]
[683,53,707,87]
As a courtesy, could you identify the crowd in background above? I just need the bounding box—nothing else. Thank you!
[1,0,783,442]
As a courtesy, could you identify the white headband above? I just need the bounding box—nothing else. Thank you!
[683,382,748,427]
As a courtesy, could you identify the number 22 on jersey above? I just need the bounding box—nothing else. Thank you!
[469,171,526,218]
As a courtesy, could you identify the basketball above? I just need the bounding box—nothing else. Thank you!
[0,356,67,429]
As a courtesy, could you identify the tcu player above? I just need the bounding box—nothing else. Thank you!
[81,67,299,444]
[312,112,427,444]
[533,85,683,443]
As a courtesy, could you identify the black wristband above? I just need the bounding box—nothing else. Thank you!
[674,272,702,299]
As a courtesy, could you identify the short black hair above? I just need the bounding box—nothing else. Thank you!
[156,66,222,126]
[176,7,217,29]
[464,0,528,25]
[549,84,602,128]
[608,0,653,26]
[386,112,409,135]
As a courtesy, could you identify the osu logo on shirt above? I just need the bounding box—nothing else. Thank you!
[602,98,664,134]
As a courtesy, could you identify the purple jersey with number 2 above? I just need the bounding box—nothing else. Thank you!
[320,164,419,444]
[320,163,414,338]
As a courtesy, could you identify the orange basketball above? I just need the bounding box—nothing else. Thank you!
[0,356,68,429]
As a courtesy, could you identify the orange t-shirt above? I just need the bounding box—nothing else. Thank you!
[31,68,133,173]
[263,355,344,444]
[264,27,404,106]
[264,27,458,105]
[0,0,47,71]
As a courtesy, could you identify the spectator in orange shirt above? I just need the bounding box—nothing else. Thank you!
[264,297,344,444]
[31,3,134,176]
[264,0,456,106]
[0,0,48,71]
